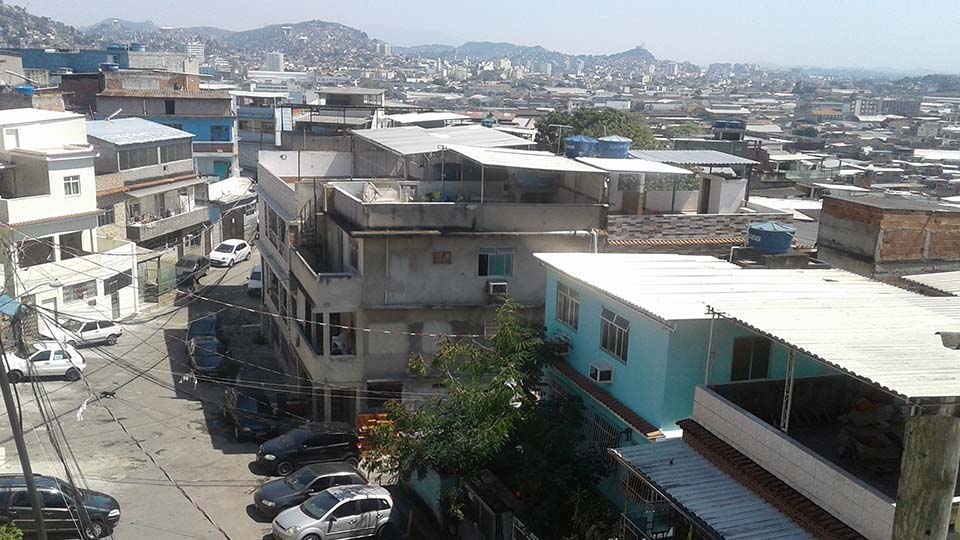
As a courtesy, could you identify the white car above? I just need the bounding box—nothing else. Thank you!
[40,318,123,347]
[247,265,262,297]
[209,239,252,268]
[6,342,86,383]
[272,485,394,540]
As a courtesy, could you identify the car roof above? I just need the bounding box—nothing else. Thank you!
[305,462,362,477]
[219,239,245,246]
[325,484,390,501]
[33,341,75,351]
[179,254,207,262]
[302,422,357,435]
[0,475,62,490]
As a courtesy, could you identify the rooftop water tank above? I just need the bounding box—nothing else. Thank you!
[130,42,146,52]
[598,135,632,158]
[563,135,598,158]
[54,67,74,74]
[106,43,126,51]
[99,63,120,73]
[14,85,35,97]
[747,221,796,255]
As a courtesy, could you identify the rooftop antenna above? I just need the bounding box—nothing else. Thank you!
[105,108,123,121]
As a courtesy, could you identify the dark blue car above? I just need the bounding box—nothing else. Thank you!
[187,313,223,342]
[187,336,235,379]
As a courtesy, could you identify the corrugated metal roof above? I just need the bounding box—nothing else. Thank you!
[385,112,469,124]
[318,87,385,95]
[86,118,193,146]
[125,177,207,198]
[576,157,692,175]
[535,253,960,400]
[613,439,815,540]
[629,149,758,166]
[608,236,744,247]
[0,108,80,126]
[447,145,607,174]
[98,89,231,100]
[903,271,960,296]
[352,125,535,156]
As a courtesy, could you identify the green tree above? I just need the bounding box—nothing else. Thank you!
[793,126,818,138]
[367,299,542,486]
[0,524,22,540]
[664,123,703,139]
[536,109,658,152]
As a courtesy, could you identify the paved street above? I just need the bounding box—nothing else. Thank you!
[0,252,287,540]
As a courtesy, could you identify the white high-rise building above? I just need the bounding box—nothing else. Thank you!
[265,52,285,72]
[183,42,205,59]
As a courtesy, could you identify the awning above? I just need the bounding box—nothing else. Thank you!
[447,145,607,174]
[125,177,208,199]
[577,157,692,175]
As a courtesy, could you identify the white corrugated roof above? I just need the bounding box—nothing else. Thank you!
[613,440,815,540]
[576,157,692,175]
[629,149,758,166]
[385,112,469,124]
[0,108,80,126]
[536,253,960,400]
[86,118,193,146]
[903,271,960,296]
[447,145,607,174]
[352,125,535,156]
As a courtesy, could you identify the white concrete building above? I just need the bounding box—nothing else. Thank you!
[0,109,141,322]
[264,52,284,72]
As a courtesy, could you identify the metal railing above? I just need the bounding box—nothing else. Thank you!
[621,505,675,540]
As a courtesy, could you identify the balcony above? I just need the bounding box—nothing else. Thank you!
[193,142,236,154]
[290,246,361,312]
[621,506,675,540]
[126,206,209,242]
[693,384,898,540]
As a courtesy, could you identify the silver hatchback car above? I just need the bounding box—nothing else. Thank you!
[272,484,393,540]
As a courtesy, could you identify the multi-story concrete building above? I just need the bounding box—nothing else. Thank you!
[4,46,198,75]
[86,118,211,253]
[264,52,284,72]
[0,108,140,321]
[95,70,238,179]
[231,90,288,175]
[255,140,608,423]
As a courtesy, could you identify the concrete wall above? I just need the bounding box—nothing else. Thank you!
[0,155,98,226]
[608,212,791,240]
[0,115,87,152]
[259,151,353,178]
[93,159,194,192]
[97,97,233,123]
[644,190,699,213]
[693,387,894,540]
[6,48,130,72]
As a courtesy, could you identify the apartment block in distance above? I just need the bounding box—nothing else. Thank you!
[0,109,141,321]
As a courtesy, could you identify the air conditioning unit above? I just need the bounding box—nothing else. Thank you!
[589,362,614,384]
[487,281,509,296]
[556,339,572,357]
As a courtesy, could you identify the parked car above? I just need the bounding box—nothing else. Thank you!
[271,485,394,540]
[39,318,122,347]
[175,255,209,281]
[187,313,224,342]
[0,474,120,539]
[222,386,310,442]
[6,342,85,383]
[257,424,361,476]
[253,463,367,517]
[209,239,252,268]
[247,265,263,297]
[186,336,236,379]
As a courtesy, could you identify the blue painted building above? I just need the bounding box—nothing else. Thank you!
[4,47,130,73]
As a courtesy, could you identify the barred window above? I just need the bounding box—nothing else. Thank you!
[98,207,115,226]
[119,146,159,170]
[160,141,192,163]
[63,175,81,196]
[63,280,97,303]
[600,307,630,362]
[592,414,620,465]
[556,282,579,330]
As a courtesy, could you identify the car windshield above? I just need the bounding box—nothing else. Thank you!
[280,428,311,447]
[214,244,235,253]
[284,468,316,491]
[300,491,339,520]
[61,319,83,332]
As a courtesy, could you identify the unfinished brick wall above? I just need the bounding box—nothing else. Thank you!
[878,212,960,262]
[608,212,792,240]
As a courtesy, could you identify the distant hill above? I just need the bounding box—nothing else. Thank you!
[607,46,656,63]
[81,18,161,40]
[0,0,89,48]
[396,40,657,65]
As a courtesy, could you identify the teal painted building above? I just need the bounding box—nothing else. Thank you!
[536,253,838,509]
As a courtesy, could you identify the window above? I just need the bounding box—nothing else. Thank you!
[164,99,176,114]
[347,238,359,270]
[119,146,159,170]
[42,490,68,509]
[98,207,116,226]
[31,351,51,362]
[731,337,771,382]
[128,203,141,219]
[600,307,629,363]
[210,125,231,142]
[478,247,513,277]
[556,282,579,330]
[432,251,451,265]
[63,280,97,303]
[63,175,81,196]
[591,413,620,465]
[160,141,192,163]
[332,501,360,519]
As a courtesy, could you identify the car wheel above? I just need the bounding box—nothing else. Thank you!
[377,524,398,540]
[276,461,294,476]
[64,368,81,382]
[7,371,22,384]
[344,456,359,467]
[105,334,119,346]
[245,251,251,261]
[302,535,320,540]
[83,519,106,539]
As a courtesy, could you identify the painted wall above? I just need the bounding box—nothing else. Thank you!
[6,48,130,72]
[145,117,235,143]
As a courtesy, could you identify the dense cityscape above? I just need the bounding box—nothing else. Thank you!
[0,1,960,540]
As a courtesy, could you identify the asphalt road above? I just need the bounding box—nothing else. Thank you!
[0,252,291,540]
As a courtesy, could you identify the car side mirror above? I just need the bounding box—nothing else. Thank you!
[328,515,337,523]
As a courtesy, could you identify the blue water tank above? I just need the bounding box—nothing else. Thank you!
[747,221,796,255]
[99,63,120,72]
[130,42,146,52]
[598,135,633,158]
[481,117,496,128]
[107,43,126,51]
[14,85,35,97]
[563,135,598,157]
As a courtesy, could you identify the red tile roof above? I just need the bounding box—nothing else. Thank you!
[679,419,866,540]
[550,358,663,441]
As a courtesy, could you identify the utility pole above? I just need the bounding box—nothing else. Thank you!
[0,340,47,539]
[893,414,960,540]
[548,123,573,155]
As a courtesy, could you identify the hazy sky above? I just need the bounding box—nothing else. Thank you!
[9,0,960,72]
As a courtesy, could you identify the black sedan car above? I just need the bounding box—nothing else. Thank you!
[252,462,366,517]
[256,423,361,475]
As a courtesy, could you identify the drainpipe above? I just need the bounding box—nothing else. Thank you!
[590,229,598,253]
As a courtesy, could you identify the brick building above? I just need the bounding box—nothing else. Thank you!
[817,194,960,277]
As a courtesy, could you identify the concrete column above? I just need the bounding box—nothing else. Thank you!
[323,387,332,423]
[893,415,960,540]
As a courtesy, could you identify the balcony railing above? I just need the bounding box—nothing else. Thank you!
[621,505,675,540]
[193,142,235,154]
[126,206,209,241]
[290,247,361,312]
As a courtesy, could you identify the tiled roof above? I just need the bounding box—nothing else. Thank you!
[678,419,865,540]
[98,89,231,100]
[4,209,103,227]
[608,236,744,247]
[550,359,663,441]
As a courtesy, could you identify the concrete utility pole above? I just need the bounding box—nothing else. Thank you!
[893,414,960,540]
